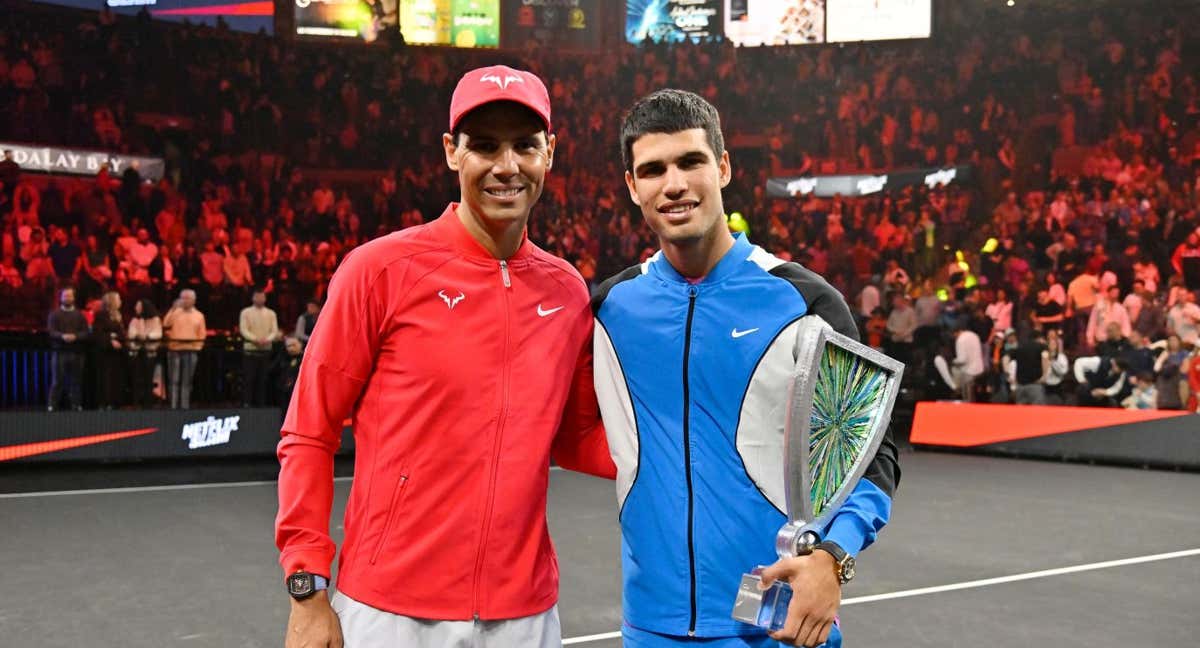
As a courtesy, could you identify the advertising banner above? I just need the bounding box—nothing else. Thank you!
[503,0,598,48]
[626,0,721,44]
[399,0,450,43]
[296,0,399,41]
[0,142,165,182]
[724,0,824,47]
[825,0,931,43]
[33,0,273,34]
[0,408,356,463]
[450,0,500,47]
[766,165,971,199]
[398,0,499,47]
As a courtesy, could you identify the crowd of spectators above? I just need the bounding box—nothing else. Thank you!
[43,282,309,411]
[2,1,1200,410]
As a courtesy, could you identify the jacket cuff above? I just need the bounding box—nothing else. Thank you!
[819,478,892,557]
[822,514,872,558]
[280,547,334,581]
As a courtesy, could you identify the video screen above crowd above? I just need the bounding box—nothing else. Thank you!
[628,0,932,47]
[30,0,275,34]
[0,0,1199,413]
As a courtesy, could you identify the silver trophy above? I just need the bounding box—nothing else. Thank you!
[732,317,903,630]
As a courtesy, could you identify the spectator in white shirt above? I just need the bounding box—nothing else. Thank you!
[1043,330,1071,403]
[934,326,985,401]
[1045,272,1066,306]
[985,288,1014,339]
[1166,289,1200,348]
[1122,279,1146,325]
[858,282,881,321]
[886,293,918,364]
[1087,285,1132,349]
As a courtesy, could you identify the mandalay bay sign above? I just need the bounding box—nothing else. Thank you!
[0,142,165,181]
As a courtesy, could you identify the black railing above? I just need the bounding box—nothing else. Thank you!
[0,331,289,410]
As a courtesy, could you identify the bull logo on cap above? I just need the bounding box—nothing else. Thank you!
[480,73,524,90]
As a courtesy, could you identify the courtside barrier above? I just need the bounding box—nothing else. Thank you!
[0,408,355,463]
[910,402,1200,470]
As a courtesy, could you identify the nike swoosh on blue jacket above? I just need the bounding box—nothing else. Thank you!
[591,234,900,639]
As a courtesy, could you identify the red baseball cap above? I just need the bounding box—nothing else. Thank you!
[449,65,551,132]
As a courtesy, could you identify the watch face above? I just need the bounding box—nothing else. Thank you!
[841,557,856,582]
[288,573,313,597]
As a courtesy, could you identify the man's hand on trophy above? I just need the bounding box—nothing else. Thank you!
[759,552,841,647]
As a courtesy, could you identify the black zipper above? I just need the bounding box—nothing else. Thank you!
[683,286,698,636]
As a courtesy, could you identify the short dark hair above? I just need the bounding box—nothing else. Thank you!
[137,298,159,319]
[620,89,725,172]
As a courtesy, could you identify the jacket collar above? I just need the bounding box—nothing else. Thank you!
[651,233,753,286]
[432,203,534,262]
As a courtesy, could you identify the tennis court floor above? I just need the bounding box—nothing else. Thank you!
[1,450,1197,647]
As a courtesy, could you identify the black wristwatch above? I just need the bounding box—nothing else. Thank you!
[286,571,329,600]
[815,541,855,585]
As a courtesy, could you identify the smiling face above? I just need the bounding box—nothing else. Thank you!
[624,128,731,247]
[443,101,554,232]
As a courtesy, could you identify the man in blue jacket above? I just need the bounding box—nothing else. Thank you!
[593,90,900,648]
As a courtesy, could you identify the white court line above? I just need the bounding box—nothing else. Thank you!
[563,632,623,646]
[0,466,566,499]
[838,548,1200,605]
[561,548,1200,645]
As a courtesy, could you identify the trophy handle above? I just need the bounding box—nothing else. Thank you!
[775,521,820,559]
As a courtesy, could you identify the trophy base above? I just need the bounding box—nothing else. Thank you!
[730,568,792,631]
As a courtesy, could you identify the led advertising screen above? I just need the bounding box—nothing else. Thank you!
[503,0,598,49]
[295,0,399,42]
[825,0,931,43]
[626,0,720,45]
[449,0,500,47]
[33,0,273,34]
[398,0,450,44]
[398,0,499,47]
[724,0,824,47]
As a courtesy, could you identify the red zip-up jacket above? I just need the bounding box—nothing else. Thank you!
[275,204,615,621]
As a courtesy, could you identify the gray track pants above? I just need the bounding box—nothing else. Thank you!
[331,590,561,648]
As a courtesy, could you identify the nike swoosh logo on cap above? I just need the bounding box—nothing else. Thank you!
[537,305,565,317]
[731,328,760,338]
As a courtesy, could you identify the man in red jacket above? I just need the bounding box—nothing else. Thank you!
[276,65,615,648]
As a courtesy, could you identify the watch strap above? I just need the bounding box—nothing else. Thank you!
[815,540,848,563]
[815,540,853,584]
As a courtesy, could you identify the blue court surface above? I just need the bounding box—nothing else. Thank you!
[1,450,1197,647]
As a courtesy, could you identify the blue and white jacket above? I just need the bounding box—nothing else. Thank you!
[592,234,900,638]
